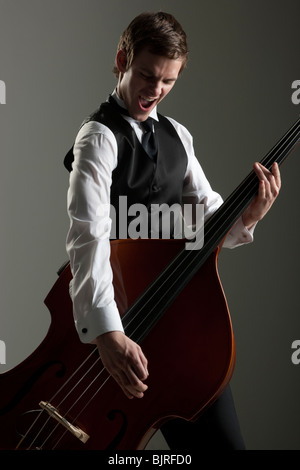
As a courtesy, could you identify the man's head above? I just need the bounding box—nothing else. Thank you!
[113,12,188,78]
[114,12,188,121]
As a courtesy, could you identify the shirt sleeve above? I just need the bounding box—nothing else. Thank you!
[66,121,124,343]
[166,117,255,248]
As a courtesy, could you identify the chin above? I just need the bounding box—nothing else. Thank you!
[132,109,150,121]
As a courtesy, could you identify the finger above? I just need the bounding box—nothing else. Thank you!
[256,161,280,187]
[139,351,149,377]
[122,343,149,381]
[126,363,148,390]
[257,179,266,200]
[269,175,280,198]
[263,163,280,198]
[118,359,148,395]
[132,354,149,381]
[271,162,281,190]
[114,369,147,399]
[120,375,147,400]
[103,360,144,399]
[254,162,280,200]
[254,162,272,182]
[112,371,135,399]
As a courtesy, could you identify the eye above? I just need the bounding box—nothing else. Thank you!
[140,71,150,79]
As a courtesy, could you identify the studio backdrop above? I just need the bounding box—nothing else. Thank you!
[0,0,299,450]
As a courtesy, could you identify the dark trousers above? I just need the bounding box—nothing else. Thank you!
[160,386,245,450]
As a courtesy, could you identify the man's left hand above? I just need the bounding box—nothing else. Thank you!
[242,162,281,230]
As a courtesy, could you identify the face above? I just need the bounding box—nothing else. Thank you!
[116,48,183,121]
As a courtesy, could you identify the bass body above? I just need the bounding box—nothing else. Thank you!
[0,240,234,450]
[1,117,299,450]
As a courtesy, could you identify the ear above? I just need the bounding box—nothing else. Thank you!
[115,50,127,73]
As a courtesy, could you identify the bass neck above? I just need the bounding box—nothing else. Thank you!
[122,117,300,343]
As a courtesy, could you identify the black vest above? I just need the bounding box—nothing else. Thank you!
[64,99,188,237]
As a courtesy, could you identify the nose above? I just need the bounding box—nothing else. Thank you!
[148,80,163,98]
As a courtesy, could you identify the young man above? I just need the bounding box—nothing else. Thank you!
[66,12,280,449]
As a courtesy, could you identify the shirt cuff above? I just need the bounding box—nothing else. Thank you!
[222,216,256,249]
[75,300,124,343]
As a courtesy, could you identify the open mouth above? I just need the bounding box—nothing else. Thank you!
[139,96,156,110]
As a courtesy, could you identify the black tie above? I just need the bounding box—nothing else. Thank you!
[141,118,158,162]
[108,96,158,161]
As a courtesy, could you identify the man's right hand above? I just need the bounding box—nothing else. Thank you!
[96,331,149,399]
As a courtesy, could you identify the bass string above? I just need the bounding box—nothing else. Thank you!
[49,305,168,448]
[40,370,111,450]
[16,347,98,449]
[120,118,300,340]
[51,374,112,449]
[37,117,300,448]
[21,348,104,449]
[24,118,300,449]
[45,118,300,448]
[45,150,264,447]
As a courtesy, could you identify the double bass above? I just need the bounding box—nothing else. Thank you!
[0,118,299,450]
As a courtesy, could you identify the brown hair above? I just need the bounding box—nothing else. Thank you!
[113,12,188,77]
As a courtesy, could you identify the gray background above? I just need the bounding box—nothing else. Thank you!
[0,0,299,450]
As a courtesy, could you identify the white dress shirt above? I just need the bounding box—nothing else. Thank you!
[66,91,255,343]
